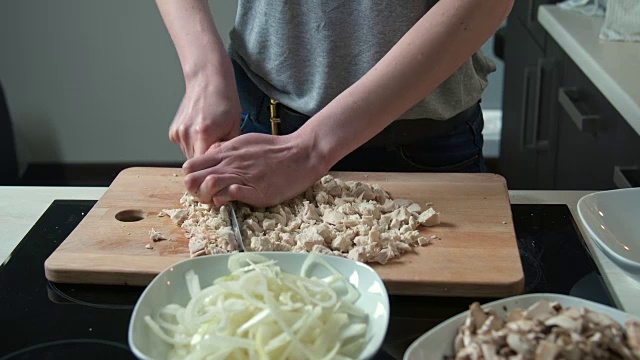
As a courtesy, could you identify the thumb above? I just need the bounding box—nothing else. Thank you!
[213,184,264,207]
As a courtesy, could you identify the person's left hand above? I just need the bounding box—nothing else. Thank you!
[181,133,328,208]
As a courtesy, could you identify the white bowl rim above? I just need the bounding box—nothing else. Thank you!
[128,252,391,360]
[577,188,640,269]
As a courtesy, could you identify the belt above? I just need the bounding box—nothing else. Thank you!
[265,99,478,147]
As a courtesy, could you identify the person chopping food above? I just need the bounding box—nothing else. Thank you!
[154,0,513,208]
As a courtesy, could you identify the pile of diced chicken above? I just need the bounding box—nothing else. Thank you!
[452,300,640,359]
[158,174,440,264]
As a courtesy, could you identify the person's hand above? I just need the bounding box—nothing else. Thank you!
[169,69,242,159]
[181,133,329,208]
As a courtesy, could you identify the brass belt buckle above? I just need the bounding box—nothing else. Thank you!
[269,99,281,135]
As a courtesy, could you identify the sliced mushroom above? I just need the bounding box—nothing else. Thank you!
[534,340,560,360]
[468,302,489,332]
[455,342,483,360]
[544,314,583,333]
[506,319,539,333]
[479,315,506,335]
[479,343,500,360]
[507,309,526,323]
[524,299,556,322]
[626,319,640,357]
[506,333,534,356]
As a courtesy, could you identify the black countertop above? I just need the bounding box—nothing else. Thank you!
[0,200,614,359]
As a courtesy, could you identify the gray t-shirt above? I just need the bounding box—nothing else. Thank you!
[228,0,496,121]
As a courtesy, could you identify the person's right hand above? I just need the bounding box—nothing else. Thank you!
[169,68,242,159]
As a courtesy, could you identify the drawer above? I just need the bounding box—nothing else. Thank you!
[554,55,640,190]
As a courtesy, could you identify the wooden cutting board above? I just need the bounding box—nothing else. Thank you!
[44,167,524,298]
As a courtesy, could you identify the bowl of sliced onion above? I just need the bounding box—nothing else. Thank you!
[128,252,390,360]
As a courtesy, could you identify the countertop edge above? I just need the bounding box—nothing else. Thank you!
[538,5,640,137]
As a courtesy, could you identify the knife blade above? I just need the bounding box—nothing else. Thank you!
[228,201,246,252]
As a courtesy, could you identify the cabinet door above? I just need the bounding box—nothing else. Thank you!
[533,39,565,189]
[499,20,553,189]
[554,54,640,190]
[511,0,558,48]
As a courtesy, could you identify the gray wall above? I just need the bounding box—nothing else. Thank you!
[0,0,238,165]
[0,1,502,165]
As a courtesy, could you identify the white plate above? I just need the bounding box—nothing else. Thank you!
[403,293,640,360]
[577,188,640,282]
[129,252,390,360]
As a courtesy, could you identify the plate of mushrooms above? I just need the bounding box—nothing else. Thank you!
[403,293,640,360]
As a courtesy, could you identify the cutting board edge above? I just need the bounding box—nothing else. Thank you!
[44,251,187,286]
[384,272,526,297]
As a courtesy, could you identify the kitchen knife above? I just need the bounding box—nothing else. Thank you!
[228,201,246,252]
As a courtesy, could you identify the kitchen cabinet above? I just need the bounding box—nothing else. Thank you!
[499,5,640,190]
[554,54,640,190]
[499,12,561,190]
[511,0,557,48]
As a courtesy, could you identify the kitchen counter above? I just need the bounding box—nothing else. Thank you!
[538,5,640,136]
[2,186,639,318]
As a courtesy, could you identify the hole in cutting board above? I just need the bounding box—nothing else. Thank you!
[115,209,146,222]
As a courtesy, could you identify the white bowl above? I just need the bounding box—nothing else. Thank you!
[577,188,640,282]
[129,252,390,360]
[404,293,640,360]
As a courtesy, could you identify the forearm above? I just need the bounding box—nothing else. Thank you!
[155,0,230,84]
[296,0,513,170]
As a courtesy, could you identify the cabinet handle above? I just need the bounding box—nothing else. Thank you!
[519,66,536,150]
[530,58,557,151]
[527,0,536,26]
[558,87,600,134]
[613,166,638,188]
[521,59,556,151]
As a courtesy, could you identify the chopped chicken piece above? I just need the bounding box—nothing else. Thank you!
[263,218,277,231]
[159,208,189,225]
[375,247,395,264]
[250,236,274,251]
[347,246,368,262]
[296,227,325,251]
[160,174,441,263]
[322,209,345,225]
[149,228,168,242]
[332,233,355,252]
[315,191,330,205]
[311,244,333,255]
[280,233,296,246]
[418,207,440,226]
[407,203,422,213]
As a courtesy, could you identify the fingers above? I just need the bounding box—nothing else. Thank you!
[183,148,223,175]
[192,121,215,157]
[193,174,240,205]
[193,139,209,158]
[212,184,263,207]
[170,124,194,159]
[183,163,222,193]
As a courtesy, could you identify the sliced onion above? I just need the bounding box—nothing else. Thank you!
[145,253,369,359]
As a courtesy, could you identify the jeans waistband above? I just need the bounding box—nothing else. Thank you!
[259,99,480,147]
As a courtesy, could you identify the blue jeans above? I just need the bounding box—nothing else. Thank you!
[232,59,488,173]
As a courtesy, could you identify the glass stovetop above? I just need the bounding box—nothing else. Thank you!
[0,200,614,359]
